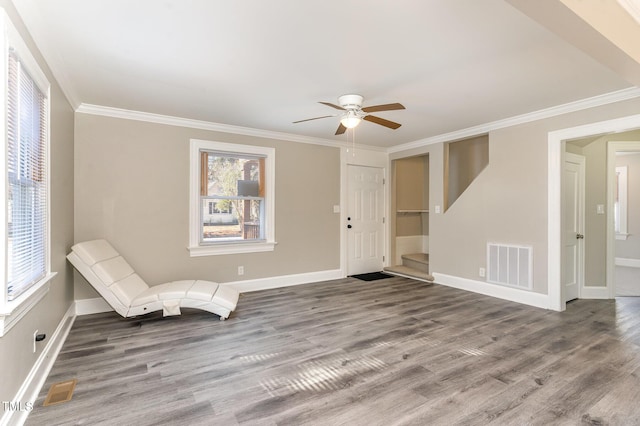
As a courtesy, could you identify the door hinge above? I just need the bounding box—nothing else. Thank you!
[382,217,385,224]
[383,255,385,262]
[383,178,385,185]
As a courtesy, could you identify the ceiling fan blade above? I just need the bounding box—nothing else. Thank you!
[293,115,334,124]
[319,102,346,110]
[363,115,402,130]
[335,123,347,135]
[361,103,405,113]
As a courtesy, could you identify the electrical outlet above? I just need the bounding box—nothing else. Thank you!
[435,205,441,214]
[33,330,38,353]
[238,266,244,276]
[479,267,486,278]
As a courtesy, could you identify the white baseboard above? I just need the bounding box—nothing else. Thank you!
[1,304,76,426]
[74,297,113,315]
[73,269,345,310]
[225,269,343,293]
[615,257,640,268]
[432,272,551,310]
[580,285,610,299]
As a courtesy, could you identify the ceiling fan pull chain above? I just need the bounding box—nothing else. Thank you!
[352,127,356,157]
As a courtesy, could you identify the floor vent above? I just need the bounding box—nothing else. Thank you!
[43,379,77,406]
[487,243,532,290]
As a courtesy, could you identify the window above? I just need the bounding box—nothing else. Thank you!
[189,139,275,256]
[615,165,628,240]
[0,10,53,336]
[7,50,48,300]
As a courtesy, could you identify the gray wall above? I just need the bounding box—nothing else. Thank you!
[74,114,341,299]
[392,97,640,296]
[582,137,608,287]
[0,1,75,404]
[394,155,429,237]
[444,135,489,211]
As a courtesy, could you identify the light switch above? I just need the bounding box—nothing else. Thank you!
[435,205,441,214]
[596,204,605,215]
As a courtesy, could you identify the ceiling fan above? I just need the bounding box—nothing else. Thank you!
[293,94,405,135]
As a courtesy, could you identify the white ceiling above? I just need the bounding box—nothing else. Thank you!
[11,0,635,149]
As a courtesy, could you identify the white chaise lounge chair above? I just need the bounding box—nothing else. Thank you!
[67,239,239,320]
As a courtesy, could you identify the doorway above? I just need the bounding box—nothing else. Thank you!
[549,114,640,311]
[608,142,640,296]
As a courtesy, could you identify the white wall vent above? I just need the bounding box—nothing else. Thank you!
[487,243,532,290]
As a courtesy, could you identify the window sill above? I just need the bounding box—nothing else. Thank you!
[616,233,630,241]
[0,272,56,337]
[188,241,277,257]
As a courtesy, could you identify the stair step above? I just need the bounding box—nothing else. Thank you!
[383,265,434,282]
[401,253,429,272]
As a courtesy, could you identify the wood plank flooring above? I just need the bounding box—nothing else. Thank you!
[27,277,640,425]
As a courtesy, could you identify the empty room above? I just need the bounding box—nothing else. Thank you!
[2,0,640,425]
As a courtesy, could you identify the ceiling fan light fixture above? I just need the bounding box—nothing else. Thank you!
[340,111,361,129]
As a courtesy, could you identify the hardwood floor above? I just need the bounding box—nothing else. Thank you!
[27,277,640,425]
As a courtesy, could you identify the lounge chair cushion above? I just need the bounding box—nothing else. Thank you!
[73,239,119,266]
[92,256,136,285]
[111,273,150,307]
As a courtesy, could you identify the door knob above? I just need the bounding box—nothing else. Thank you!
[576,233,584,239]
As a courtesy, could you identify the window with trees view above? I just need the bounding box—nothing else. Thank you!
[201,152,264,241]
[189,139,275,256]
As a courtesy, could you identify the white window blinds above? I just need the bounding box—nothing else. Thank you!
[6,49,48,301]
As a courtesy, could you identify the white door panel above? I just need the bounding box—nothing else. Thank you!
[562,154,584,302]
[347,165,384,275]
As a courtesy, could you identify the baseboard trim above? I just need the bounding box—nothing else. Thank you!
[432,272,551,310]
[74,297,113,315]
[225,269,344,293]
[580,285,610,299]
[1,304,76,426]
[615,257,640,268]
[73,269,345,310]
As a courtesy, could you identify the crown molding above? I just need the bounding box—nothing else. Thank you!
[75,103,388,152]
[77,87,640,155]
[387,87,640,154]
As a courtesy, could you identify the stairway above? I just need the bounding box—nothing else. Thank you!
[384,253,434,282]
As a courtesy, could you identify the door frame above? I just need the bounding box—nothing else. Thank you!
[606,141,640,297]
[549,113,640,311]
[340,147,389,277]
[562,152,585,302]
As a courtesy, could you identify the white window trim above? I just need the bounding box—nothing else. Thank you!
[615,165,629,240]
[0,272,56,337]
[188,139,276,256]
[0,9,53,336]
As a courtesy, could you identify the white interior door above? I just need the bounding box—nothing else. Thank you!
[562,153,585,302]
[347,165,384,275]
